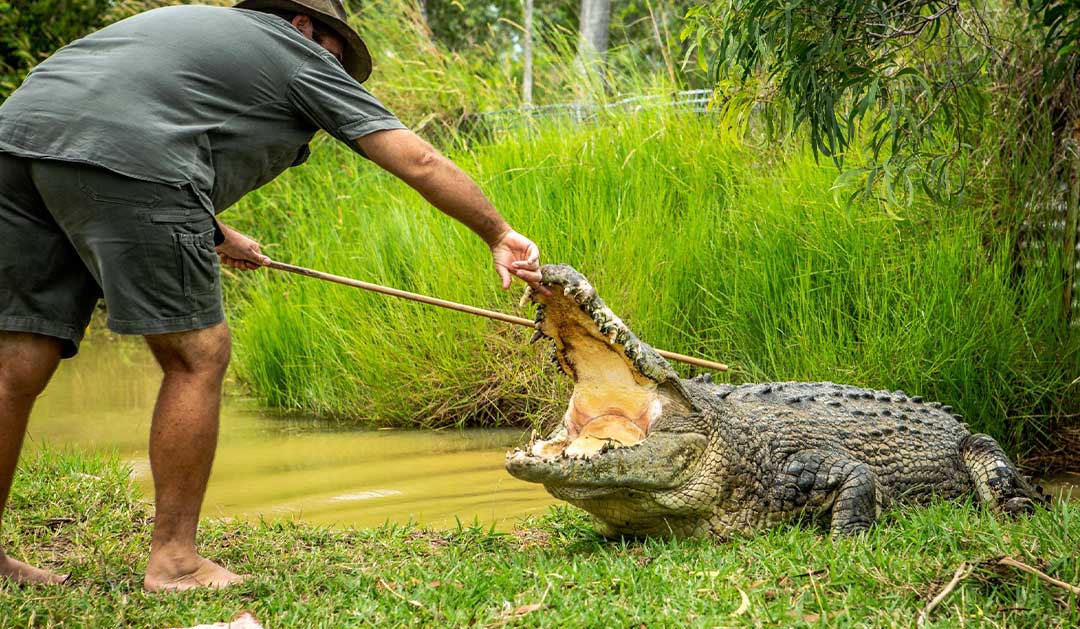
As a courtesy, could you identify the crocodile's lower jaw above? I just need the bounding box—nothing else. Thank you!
[506,429,707,491]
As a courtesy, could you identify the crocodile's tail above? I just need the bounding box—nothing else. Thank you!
[960,434,1049,514]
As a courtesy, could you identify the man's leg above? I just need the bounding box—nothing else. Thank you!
[0,332,66,585]
[141,321,244,592]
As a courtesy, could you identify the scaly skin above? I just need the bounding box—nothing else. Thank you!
[506,265,1045,538]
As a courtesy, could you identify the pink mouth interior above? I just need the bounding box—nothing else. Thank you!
[530,286,660,458]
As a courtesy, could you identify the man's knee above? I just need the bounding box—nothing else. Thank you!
[144,322,231,380]
[0,332,62,399]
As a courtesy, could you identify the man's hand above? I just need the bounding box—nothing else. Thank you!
[491,229,543,291]
[215,222,271,271]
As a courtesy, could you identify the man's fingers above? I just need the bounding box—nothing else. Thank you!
[496,265,512,289]
[513,268,542,284]
[509,243,540,271]
[246,245,271,266]
[220,255,263,272]
[512,267,549,295]
[493,232,543,290]
[515,242,540,266]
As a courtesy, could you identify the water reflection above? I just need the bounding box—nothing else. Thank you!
[1040,471,1079,503]
[26,334,556,530]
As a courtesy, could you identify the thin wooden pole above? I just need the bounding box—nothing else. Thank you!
[265,260,729,372]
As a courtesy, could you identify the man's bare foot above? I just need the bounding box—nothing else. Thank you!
[0,554,68,586]
[144,555,246,593]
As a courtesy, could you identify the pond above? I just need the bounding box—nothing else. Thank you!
[26,333,556,531]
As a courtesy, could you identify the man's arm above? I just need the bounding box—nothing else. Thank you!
[355,128,542,289]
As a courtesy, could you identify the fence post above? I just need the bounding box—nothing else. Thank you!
[522,0,533,107]
[1066,141,1079,325]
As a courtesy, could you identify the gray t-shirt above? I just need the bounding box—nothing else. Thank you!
[0,5,406,213]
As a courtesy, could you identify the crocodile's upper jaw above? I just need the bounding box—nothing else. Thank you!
[507,265,698,484]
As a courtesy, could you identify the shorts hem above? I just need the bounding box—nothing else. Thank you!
[0,315,84,358]
[107,309,225,335]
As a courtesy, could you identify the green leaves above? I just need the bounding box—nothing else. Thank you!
[684,0,991,204]
[0,0,114,99]
[1018,1,1080,83]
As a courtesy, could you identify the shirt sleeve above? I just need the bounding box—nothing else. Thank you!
[287,54,407,156]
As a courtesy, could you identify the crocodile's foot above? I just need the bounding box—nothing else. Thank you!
[1002,496,1038,516]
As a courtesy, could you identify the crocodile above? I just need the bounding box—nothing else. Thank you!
[505,264,1045,538]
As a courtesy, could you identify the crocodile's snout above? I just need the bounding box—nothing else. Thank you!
[506,429,708,491]
[515,265,696,454]
[507,264,705,497]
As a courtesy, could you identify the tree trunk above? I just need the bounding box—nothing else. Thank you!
[578,0,611,57]
[522,0,534,106]
[575,0,611,99]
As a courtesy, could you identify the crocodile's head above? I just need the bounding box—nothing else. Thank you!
[505,265,713,537]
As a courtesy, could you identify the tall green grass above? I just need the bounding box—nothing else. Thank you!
[223,110,1079,455]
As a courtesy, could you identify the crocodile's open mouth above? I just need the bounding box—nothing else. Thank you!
[527,303,664,458]
[505,265,705,491]
[509,265,690,463]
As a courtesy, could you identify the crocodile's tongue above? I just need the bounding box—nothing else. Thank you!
[564,415,646,457]
[529,415,647,459]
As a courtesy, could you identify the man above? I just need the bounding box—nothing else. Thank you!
[0,0,542,591]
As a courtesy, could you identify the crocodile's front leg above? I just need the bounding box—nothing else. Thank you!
[773,449,884,535]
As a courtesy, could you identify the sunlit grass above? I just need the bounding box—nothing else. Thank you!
[222,110,1079,453]
[2,452,1077,627]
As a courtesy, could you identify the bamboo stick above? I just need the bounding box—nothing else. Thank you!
[265,260,729,372]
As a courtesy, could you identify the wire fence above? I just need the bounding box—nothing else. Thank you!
[471,89,715,131]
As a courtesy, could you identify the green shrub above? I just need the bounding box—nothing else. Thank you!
[0,0,113,98]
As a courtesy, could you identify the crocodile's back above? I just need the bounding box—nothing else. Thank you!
[714,381,973,502]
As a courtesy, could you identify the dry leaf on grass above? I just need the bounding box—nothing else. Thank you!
[166,611,263,629]
[489,602,547,627]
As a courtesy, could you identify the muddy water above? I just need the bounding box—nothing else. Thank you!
[26,335,556,530]
[1040,472,1080,503]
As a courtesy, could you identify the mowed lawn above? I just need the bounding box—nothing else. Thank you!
[1,452,1077,627]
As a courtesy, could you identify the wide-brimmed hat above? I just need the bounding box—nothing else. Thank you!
[235,0,372,82]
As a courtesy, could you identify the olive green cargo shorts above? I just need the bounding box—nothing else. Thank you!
[0,153,223,358]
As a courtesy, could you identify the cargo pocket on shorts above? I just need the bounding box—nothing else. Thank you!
[143,209,220,308]
[174,228,220,299]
